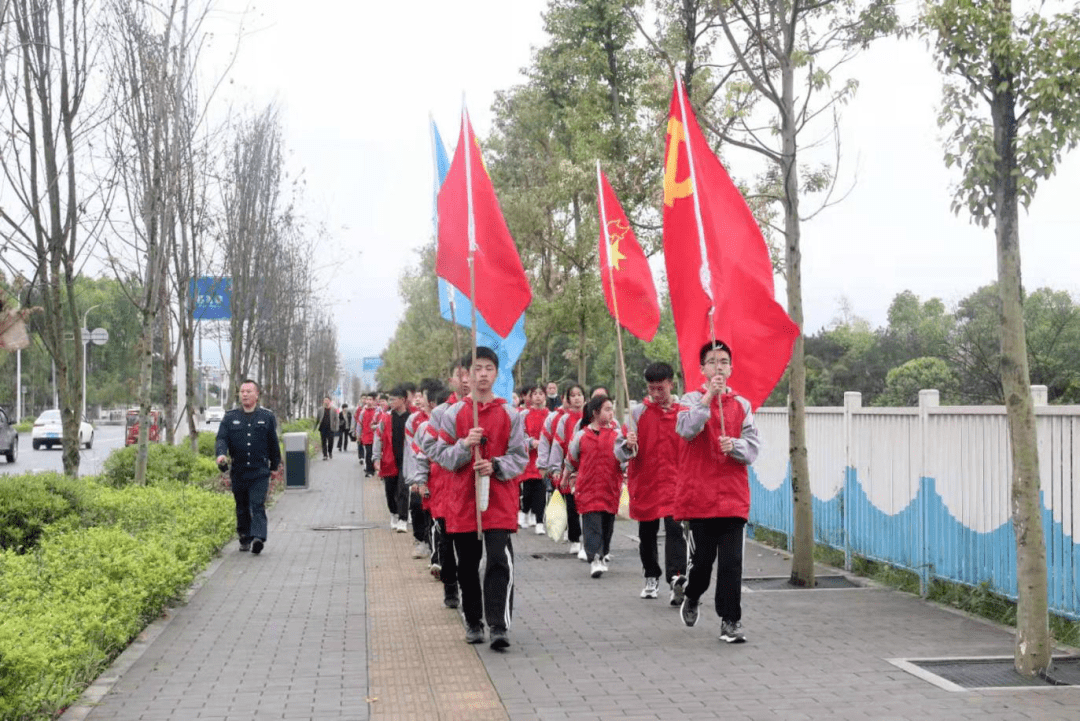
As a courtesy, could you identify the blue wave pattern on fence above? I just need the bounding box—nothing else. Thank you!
[749,467,1080,619]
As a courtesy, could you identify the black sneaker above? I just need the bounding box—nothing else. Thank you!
[680,597,699,627]
[251,539,264,555]
[670,574,687,606]
[489,627,510,650]
[720,619,746,643]
[465,625,485,644]
[239,541,251,552]
[443,587,460,609]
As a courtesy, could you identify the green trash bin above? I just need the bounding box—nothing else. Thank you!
[283,432,309,489]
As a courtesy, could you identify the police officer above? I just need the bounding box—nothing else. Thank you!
[215,378,282,554]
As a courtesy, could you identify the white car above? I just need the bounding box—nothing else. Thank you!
[205,406,225,423]
[32,409,94,450]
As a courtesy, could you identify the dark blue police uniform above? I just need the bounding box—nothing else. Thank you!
[215,405,281,548]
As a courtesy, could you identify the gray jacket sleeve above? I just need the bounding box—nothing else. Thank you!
[548,416,569,476]
[564,428,584,475]
[536,412,556,474]
[613,426,635,463]
[675,390,709,441]
[727,396,761,465]
[435,403,472,471]
[371,418,383,463]
[493,407,528,481]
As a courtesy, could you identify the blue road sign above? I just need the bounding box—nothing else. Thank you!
[362,357,383,372]
[191,277,231,320]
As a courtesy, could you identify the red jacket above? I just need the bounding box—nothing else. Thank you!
[422,403,450,519]
[550,410,583,492]
[566,424,626,515]
[435,397,528,534]
[515,407,548,481]
[673,388,760,521]
[359,407,378,444]
[375,413,397,478]
[626,398,684,521]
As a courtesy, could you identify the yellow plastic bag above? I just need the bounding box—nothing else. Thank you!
[617,483,631,520]
[545,489,568,543]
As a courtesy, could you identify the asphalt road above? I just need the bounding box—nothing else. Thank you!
[0,421,221,478]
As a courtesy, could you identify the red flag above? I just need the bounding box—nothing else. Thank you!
[661,80,799,408]
[597,165,660,341]
[437,108,531,337]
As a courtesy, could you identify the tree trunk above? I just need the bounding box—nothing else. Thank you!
[780,17,814,588]
[991,25,1050,674]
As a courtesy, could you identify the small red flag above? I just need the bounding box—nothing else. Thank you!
[597,165,660,342]
[437,108,532,337]
[661,80,799,408]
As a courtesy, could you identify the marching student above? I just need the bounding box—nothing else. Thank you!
[516,385,549,535]
[373,387,411,533]
[548,384,586,558]
[434,346,527,650]
[402,379,443,559]
[420,386,459,608]
[626,362,688,603]
[564,395,632,579]
[357,394,379,474]
[674,340,760,644]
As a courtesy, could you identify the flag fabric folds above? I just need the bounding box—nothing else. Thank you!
[436,108,532,338]
[431,119,527,402]
[597,166,660,342]
[661,80,799,409]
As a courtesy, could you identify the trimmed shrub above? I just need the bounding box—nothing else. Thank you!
[0,474,86,552]
[196,431,217,458]
[100,443,219,490]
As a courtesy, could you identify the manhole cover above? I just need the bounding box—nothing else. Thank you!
[311,524,376,531]
[890,656,1080,691]
[743,575,862,590]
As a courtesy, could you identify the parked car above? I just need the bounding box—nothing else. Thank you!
[205,406,225,423]
[31,409,94,450]
[125,408,162,446]
[0,406,17,463]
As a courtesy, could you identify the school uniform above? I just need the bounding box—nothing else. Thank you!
[515,407,549,526]
[403,410,432,545]
[674,387,760,625]
[628,398,687,588]
[565,423,631,564]
[359,406,378,473]
[434,396,527,638]
[549,410,583,544]
[373,408,410,521]
[419,402,458,603]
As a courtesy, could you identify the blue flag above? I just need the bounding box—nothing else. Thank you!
[432,118,527,402]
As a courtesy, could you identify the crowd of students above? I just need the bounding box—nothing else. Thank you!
[353,339,760,651]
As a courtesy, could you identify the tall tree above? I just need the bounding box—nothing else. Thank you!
[0,0,104,476]
[923,0,1080,675]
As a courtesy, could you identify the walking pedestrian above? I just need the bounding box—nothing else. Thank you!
[215,379,282,555]
[516,384,549,536]
[317,396,338,460]
[548,384,586,558]
[674,340,760,644]
[373,387,411,532]
[338,403,353,453]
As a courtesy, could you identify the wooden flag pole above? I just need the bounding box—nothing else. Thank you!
[674,76,725,436]
[596,161,634,433]
[463,101,484,540]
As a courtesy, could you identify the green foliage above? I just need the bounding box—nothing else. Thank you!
[100,443,219,490]
[196,431,217,458]
[14,419,33,433]
[0,480,233,720]
[0,474,84,552]
[875,357,958,407]
[280,417,314,433]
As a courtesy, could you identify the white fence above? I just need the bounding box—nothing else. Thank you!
[749,387,1080,619]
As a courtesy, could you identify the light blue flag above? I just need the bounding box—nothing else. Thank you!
[431,118,527,402]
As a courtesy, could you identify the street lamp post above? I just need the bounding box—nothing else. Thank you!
[81,304,100,422]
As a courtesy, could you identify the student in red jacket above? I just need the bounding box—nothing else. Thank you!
[434,347,527,650]
[626,362,688,604]
[516,385,549,535]
[373,387,411,533]
[565,395,632,579]
[548,384,586,557]
[357,394,378,474]
[674,340,760,644]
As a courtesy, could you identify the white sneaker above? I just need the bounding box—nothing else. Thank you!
[527,512,536,526]
[518,511,527,528]
[412,541,427,558]
[590,559,604,578]
[602,553,612,564]
[577,546,588,561]
[395,519,408,533]
[569,542,581,555]
[641,577,660,599]
[389,514,396,530]
[534,523,546,535]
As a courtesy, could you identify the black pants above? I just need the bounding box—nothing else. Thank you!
[638,516,687,582]
[338,428,350,451]
[430,517,458,586]
[520,478,545,522]
[685,517,746,623]
[564,492,581,543]
[409,491,430,543]
[363,443,374,474]
[452,529,514,631]
[382,475,400,516]
[582,511,615,562]
[395,475,410,521]
[320,430,334,458]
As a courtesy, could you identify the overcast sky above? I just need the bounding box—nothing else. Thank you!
[213,0,1080,375]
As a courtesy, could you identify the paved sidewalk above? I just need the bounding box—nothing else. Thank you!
[63,451,1080,720]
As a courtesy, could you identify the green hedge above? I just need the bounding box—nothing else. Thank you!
[0,478,233,720]
[100,443,220,490]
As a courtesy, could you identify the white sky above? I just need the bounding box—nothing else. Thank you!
[211,0,1080,372]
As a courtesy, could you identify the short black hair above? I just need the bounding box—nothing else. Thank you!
[581,394,611,428]
[419,377,444,400]
[433,388,453,406]
[400,381,417,394]
[523,384,543,396]
[563,383,585,402]
[388,386,407,399]
[644,362,675,383]
[456,352,472,370]
[699,340,732,365]
[589,385,609,397]
[467,346,500,371]
[239,378,260,392]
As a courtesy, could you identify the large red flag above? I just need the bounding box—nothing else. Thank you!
[661,80,799,408]
[437,108,532,337]
[597,165,659,342]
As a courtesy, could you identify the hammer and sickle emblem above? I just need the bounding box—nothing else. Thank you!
[664,117,693,207]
